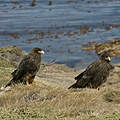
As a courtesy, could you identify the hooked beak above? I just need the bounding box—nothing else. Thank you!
[105,56,111,62]
[38,50,45,54]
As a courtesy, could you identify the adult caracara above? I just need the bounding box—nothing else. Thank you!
[4,47,44,88]
[68,52,114,89]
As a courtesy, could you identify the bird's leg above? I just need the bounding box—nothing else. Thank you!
[29,75,35,85]
[97,87,100,91]
[26,75,31,86]
[89,83,93,88]
[26,79,30,86]
[25,74,35,86]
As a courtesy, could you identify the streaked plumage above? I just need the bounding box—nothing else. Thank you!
[5,47,44,88]
[68,52,114,89]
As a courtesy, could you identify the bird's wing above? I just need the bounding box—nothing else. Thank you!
[85,59,102,75]
[75,59,101,80]
[74,59,101,87]
[75,71,85,80]
[12,55,37,80]
[11,69,17,77]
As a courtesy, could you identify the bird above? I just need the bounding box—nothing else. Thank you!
[68,52,114,89]
[4,47,44,88]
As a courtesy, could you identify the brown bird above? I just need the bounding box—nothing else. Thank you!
[4,47,44,88]
[68,52,114,89]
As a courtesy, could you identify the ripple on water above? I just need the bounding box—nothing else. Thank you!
[0,0,120,68]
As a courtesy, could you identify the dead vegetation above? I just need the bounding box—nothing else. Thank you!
[8,32,20,39]
[104,90,120,104]
[0,46,26,66]
[0,57,120,119]
[0,45,120,119]
[82,40,120,57]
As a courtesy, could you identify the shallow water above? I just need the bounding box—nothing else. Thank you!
[0,0,120,69]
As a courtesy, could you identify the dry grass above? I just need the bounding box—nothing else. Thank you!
[104,90,120,104]
[0,85,120,120]
[0,59,120,120]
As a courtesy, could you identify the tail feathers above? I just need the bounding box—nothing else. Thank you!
[4,79,15,88]
[11,70,17,77]
[75,71,85,80]
[68,83,79,89]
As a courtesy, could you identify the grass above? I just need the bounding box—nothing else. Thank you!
[104,90,120,104]
[0,59,120,120]
[0,46,21,54]
[0,58,14,68]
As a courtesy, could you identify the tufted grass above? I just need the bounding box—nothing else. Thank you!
[0,59,120,120]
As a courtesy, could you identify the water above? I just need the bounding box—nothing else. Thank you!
[0,0,120,69]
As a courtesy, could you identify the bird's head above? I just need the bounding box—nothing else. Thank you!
[31,48,44,54]
[99,52,111,62]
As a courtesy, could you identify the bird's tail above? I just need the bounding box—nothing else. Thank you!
[4,78,15,88]
[68,83,78,89]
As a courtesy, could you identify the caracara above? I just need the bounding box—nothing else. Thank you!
[68,52,114,89]
[4,47,44,88]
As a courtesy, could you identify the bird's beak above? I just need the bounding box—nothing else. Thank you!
[38,50,44,54]
[105,56,111,62]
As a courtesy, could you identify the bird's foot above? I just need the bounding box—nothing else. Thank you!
[26,84,31,87]
[97,87,100,91]
[26,83,31,87]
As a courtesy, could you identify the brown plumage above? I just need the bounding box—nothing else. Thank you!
[5,47,44,88]
[68,52,114,89]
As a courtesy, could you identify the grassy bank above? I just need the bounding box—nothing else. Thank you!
[0,58,120,120]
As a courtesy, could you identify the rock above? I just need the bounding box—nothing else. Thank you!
[0,57,14,68]
[82,42,100,51]
[82,40,120,57]
[95,40,120,56]
[0,46,26,66]
[0,86,5,90]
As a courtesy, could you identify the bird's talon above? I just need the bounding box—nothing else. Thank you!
[26,83,31,86]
